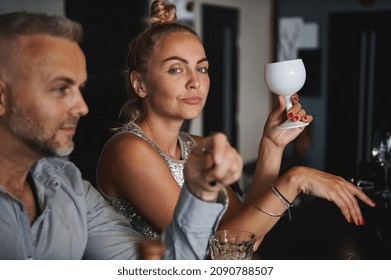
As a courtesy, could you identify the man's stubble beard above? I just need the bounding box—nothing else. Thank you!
[7,101,75,157]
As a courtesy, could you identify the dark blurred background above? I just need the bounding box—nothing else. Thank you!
[2,0,391,259]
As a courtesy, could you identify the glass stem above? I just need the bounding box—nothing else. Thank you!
[284,95,293,111]
[385,167,389,190]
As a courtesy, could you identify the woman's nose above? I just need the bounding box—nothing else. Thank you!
[186,72,201,89]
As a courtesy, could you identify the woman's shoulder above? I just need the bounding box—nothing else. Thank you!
[103,131,158,158]
[102,123,149,149]
[97,126,167,195]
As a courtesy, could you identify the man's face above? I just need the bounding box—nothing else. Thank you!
[3,34,88,157]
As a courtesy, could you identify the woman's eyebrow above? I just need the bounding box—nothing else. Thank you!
[162,56,188,64]
[162,56,208,64]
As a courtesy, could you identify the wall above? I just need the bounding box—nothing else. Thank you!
[191,0,273,164]
[278,0,391,170]
[0,0,64,14]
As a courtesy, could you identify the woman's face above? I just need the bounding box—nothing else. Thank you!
[141,31,210,122]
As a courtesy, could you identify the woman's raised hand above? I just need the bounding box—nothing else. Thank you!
[263,94,313,150]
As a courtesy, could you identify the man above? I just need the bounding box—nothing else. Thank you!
[0,12,243,259]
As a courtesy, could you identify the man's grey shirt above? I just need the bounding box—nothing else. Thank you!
[0,157,227,259]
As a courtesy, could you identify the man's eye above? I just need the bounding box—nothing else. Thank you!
[79,85,87,94]
[55,86,68,93]
[198,67,208,73]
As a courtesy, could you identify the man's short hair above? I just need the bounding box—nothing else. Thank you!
[0,11,83,43]
[0,12,83,78]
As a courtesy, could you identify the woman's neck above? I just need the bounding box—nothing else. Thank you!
[137,119,184,159]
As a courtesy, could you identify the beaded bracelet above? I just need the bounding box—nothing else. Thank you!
[271,183,293,220]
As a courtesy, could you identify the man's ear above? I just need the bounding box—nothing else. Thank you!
[130,71,147,98]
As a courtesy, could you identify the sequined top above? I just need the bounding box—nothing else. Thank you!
[98,123,197,240]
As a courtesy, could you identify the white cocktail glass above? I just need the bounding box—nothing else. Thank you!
[264,58,309,130]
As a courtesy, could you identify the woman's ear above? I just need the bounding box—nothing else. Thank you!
[0,79,6,115]
[130,71,146,98]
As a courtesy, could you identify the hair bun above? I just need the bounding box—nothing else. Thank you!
[146,0,177,25]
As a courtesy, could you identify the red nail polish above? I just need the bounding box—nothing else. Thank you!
[292,96,298,102]
[294,116,299,121]
[372,201,376,206]
[361,219,365,225]
[288,112,293,119]
[348,217,352,223]
[303,116,308,121]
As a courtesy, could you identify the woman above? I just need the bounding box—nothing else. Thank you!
[97,0,375,243]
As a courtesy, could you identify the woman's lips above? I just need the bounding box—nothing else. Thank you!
[182,97,202,105]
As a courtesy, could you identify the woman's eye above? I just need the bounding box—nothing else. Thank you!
[169,68,182,73]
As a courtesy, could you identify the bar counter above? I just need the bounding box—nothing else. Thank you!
[257,192,391,259]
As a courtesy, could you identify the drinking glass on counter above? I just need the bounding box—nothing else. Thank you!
[209,229,256,260]
[372,130,391,198]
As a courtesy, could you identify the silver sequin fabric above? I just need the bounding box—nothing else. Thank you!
[99,123,197,240]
